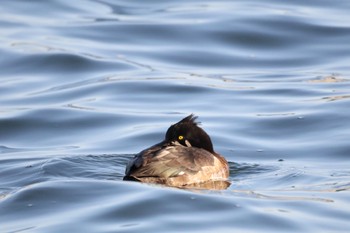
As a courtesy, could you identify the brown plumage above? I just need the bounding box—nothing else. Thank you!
[124,114,230,188]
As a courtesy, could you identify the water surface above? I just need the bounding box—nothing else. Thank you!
[1,0,350,232]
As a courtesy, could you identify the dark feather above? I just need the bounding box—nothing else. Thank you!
[180,114,199,125]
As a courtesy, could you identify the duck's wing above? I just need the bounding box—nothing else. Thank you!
[124,142,164,177]
[125,145,215,179]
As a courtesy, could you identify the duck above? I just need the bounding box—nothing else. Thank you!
[123,114,229,188]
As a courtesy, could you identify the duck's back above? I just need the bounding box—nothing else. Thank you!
[124,145,229,187]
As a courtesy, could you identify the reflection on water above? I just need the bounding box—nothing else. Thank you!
[321,94,350,102]
[182,180,231,190]
[307,75,348,83]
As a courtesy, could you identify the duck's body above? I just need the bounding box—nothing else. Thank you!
[124,115,229,187]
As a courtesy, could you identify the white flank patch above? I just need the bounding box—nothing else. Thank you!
[156,149,171,158]
[185,140,192,147]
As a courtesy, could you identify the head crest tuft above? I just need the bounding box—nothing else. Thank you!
[179,114,200,125]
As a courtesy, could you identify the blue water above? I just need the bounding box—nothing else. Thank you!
[1,0,350,232]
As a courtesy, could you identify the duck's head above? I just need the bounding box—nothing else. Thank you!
[164,114,214,153]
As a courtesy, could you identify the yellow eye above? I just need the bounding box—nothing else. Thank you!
[178,135,184,140]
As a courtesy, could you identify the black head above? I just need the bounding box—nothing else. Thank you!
[165,114,214,153]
